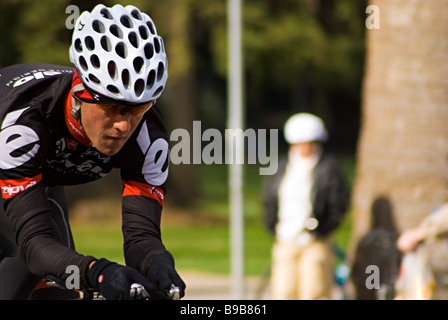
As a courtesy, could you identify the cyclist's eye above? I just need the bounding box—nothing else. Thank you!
[119,108,128,116]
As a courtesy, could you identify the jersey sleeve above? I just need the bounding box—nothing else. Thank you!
[0,99,95,289]
[117,106,171,275]
[0,96,49,198]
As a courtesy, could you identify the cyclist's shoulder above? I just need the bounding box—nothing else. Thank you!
[140,104,168,138]
[0,63,74,90]
[0,62,74,76]
[0,63,74,114]
[116,105,169,185]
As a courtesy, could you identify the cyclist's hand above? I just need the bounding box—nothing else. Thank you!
[147,251,186,299]
[89,258,155,300]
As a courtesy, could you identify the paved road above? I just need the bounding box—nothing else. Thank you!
[180,271,349,300]
[180,271,269,300]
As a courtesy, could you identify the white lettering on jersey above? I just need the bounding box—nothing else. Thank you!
[136,121,169,186]
[5,70,68,87]
[1,180,37,197]
[0,107,40,170]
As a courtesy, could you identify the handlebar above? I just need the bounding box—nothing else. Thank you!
[130,283,180,300]
[168,283,181,300]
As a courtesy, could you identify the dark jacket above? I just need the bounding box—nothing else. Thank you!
[263,152,350,238]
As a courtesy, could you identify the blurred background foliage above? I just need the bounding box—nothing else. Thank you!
[0,0,365,276]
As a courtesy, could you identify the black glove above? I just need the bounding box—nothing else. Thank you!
[89,258,155,300]
[146,251,186,299]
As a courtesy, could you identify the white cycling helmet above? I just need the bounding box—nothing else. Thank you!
[69,4,168,104]
[284,113,328,144]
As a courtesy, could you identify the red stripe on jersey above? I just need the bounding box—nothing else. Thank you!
[0,174,42,199]
[64,72,92,146]
[122,180,164,206]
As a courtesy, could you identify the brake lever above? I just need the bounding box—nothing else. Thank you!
[130,283,150,300]
[167,283,180,300]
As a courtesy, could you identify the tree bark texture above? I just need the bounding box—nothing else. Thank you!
[353,0,448,244]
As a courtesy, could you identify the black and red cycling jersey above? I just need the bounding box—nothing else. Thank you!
[0,63,170,288]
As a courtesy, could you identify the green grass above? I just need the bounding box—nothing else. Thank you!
[71,157,354,277]
[163,221,274,276]
[71,222,125,265]
[71,219,274,277]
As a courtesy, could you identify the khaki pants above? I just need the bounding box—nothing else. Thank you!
[270,238,333,300]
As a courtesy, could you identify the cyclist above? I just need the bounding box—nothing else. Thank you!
[0,4,185,299]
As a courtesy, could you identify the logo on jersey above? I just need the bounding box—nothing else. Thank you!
[0,174,42,199]
[136,120,169,186]
[122,179,164,206]
[5,69,73,88]
[0,107,40,170]
[66,138,79,150]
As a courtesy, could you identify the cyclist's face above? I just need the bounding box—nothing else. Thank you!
[80,101,145,156]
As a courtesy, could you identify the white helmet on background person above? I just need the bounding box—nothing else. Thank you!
[284,113,328,144]
[69,4,168,105]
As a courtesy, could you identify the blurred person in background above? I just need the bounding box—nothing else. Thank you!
[351,197,401,300]
[0,4,185,300]
[397,203,448,253]
[396,203,448,299]
[264,113,350,300]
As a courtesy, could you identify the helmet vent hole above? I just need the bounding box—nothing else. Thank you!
[134,79,145,97]
[144,43,154,59]
[88,73,101,85]
[160,38,166,53]
[84,36,95,51]
[74,38,83,52]
[147,70,156,89]
[90,54,101,69]
[100,8,113,20]
[100,36,112,52]
[146,21,156,35]
[79,56,88,72]
[131,9,143,21]
[107,85,121,96]
[120,15,133,28]
[133,57,144,74]
[154,38,160,53]
[110,25,123,39]
[108,61,117,80]
[139,26,149,40]
[92,20,105,34]
[154,86,164,97]
[128,32,139,48]
[122,69,130,89]
[157,62,165,81]
[115,42,127,59]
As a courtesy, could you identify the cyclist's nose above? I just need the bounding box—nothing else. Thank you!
[113,114,132,132]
